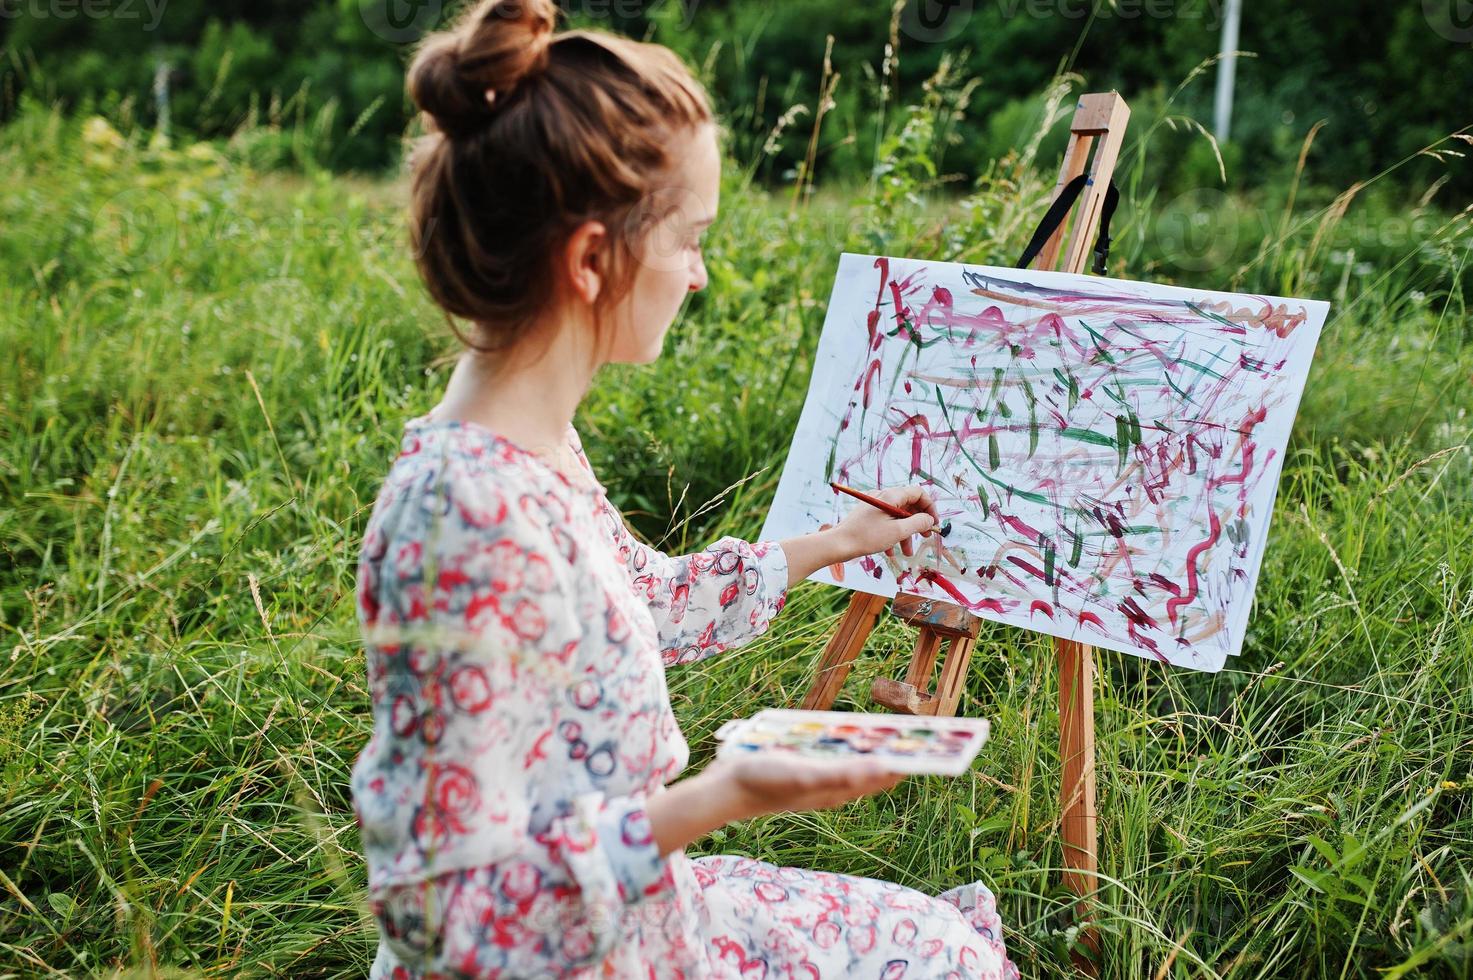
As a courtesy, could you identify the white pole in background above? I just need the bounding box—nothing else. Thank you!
[153,59,172,144]
[1213,0,1243,143]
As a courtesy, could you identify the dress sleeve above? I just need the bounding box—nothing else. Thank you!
[565,425,790,666]
[354,448,672,974]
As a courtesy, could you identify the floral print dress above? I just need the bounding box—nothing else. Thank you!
[351,414,1018,980]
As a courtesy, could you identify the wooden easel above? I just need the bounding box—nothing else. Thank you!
[800,92,1131,976]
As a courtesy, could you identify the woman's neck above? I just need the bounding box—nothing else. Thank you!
[431,321,598,455]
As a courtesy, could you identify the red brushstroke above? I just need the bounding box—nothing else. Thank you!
[1119,596,1159,631]
[888,410,932,478]
[915,568,1014,614]
[1127,622,1168,662]
[872,257,889,309]
[995,511,1044,540]
[1007,555,1046,581]
[1148,572,1182,597]
[889,277,914,339]
[1209,406,1268,491]
[1167,509,1222,625]
[861,358,882,408]
[868,257,888,352]
[1210,442,1255,489]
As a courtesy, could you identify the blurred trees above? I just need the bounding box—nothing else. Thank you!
[2,0,1468,196]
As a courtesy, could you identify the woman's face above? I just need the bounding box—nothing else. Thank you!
[601,123,720,366]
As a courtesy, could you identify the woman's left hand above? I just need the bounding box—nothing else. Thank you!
[833,485,938,561]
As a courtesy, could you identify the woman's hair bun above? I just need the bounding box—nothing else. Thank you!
[407,4,713,355]
[407,0,557,137]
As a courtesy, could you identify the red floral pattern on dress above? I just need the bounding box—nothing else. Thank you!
[352,415,1016,978]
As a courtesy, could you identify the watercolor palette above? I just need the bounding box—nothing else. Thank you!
[714,709,991,776]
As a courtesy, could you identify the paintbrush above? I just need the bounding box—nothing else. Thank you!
[828,482,950,537]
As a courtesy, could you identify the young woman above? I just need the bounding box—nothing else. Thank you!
[349,1,1018,976]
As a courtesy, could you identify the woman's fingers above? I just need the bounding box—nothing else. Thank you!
[886,484,939,523]
[822,759,898,792]
[855,486,938,557]
[754,757,905,811]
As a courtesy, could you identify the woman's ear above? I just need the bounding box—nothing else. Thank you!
[562,220,607,306]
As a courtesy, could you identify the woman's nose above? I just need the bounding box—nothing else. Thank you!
[689,256,707,292]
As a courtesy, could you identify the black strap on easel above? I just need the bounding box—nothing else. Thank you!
[1015,174,1120,275]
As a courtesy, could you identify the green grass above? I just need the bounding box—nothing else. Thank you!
[2,94,1472,978]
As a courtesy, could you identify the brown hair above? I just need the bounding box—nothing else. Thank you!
[405,0,713,360]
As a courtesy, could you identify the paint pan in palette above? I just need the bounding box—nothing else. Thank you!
[713,709,990,776]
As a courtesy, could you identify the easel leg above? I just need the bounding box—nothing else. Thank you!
[1057,638,1100,973]
[874,627,947,715]
[1038,93,1127,975]
[802,591,889,710]
[902,630,943,690]
[933,636,975,717]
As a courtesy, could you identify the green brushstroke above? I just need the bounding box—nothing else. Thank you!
[1053,368,1080,413]
[1061,427,1116,448]
[1020,377,1039,459]
[1082,322,1117,364]
[987,367,1004,405]
[1165,371,1194,402]
[933,389,992,486]
[885,320,979,350]
[1185,300,1236,329]
[979,471,1053,508]
[883,341,915,408]
[1175,358,1227,381]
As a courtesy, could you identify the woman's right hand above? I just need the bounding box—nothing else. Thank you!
[706,753,906,822]
[646,754,906,856]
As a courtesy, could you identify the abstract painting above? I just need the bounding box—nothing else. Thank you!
[760,253,1329,671]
